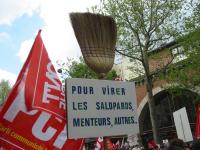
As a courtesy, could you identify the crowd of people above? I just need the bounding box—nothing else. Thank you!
[111,138,200,150]
[93,135,200,150]
[161,138,200,150]
[132,138,200,150]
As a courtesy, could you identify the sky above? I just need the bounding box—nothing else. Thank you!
[0,0,100,85]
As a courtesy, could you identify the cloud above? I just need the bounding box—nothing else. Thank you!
[17,39,34,62]
[0,32,10,41]
[0,0,101,86]
[0,69,17,85]
[0,0,101,75]
[17,0,101,65]
[39,0,101,62]
[0,0,41,25]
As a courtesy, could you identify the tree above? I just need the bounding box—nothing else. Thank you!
[0,80,11,106]
[57,57,118,81]
[91,0,192,143]
[184,2,200,31]
[165,2,200,89]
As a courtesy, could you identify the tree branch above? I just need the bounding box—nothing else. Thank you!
[115,48,142,62]
[124,15,144,49]
[149,36,171,44]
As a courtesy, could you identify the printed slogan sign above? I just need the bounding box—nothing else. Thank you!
[66,78,139,138]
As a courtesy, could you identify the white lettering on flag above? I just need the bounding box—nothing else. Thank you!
[0,30,84,150]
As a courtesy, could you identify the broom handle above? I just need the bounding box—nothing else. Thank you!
[97,73,106,79]
[98,73,108,150]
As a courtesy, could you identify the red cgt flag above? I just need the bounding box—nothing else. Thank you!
[195,104,200,139]
[0,30,84,150]
[24,30,65,118]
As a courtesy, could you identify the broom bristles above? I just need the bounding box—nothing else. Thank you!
[70,12,117,73]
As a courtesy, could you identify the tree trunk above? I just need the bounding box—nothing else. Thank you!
[143,52,161,144]
[145,75,161,144]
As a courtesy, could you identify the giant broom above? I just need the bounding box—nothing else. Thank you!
[70,12,117,78]
[70,12,117,150]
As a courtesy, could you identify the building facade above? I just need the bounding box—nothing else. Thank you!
[114,41,200,140]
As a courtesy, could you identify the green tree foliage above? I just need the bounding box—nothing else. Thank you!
[0,80,11,106]
[166,2,200,88]
[57,57,118,81]
[91,0,192,143]
[185,2,200,30]
[68,57,97,79]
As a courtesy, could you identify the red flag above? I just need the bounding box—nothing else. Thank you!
[94,137,104,150]
[25,30,65,118]
[195,104,200,139]
[105,138,113,150]
[0,30,84,150]
[112,140,121,150]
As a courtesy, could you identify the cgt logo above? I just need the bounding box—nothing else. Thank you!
[3,85,67,149]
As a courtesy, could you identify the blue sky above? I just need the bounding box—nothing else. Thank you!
[0,0,100,85]
[0,13,43,74]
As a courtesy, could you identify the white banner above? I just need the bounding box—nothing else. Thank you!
[66,78,139,138]
[173,107,193,142]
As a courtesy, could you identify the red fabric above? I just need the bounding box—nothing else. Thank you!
[105,138,113,150]
[25,30,65,117]
[112,140,121,150]
[0,30,84,150]
[195,104,200,138]
[94,137,114,150]
[94,137,104,150]
[148,140,157,148]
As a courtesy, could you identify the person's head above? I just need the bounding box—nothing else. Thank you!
[167,138,185,150]
[191,140,200,150]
